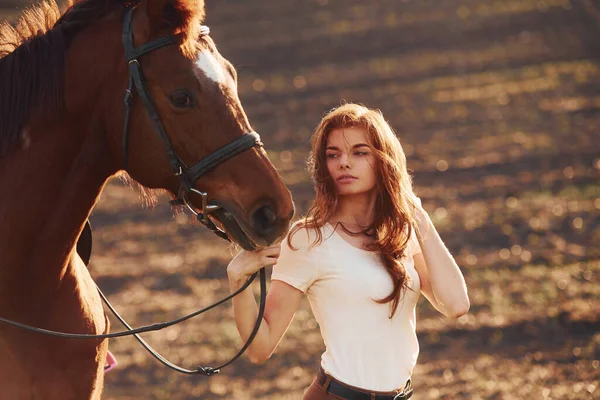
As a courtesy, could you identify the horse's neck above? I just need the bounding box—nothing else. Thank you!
[0,121,113,303]
[0,14,122,302]
[0,15,123,395]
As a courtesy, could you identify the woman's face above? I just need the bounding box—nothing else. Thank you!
[325,126,378,197]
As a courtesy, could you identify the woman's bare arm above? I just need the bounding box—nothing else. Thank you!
[413,205,470,319]
[227,248,303,364]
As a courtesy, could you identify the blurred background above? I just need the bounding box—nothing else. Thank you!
[2,0,599,398]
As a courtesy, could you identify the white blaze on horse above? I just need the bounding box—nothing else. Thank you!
[0,0,294,398]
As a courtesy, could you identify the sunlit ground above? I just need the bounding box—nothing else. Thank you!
[2,0,599,399]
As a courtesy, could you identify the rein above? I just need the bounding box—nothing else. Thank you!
[0,261,265,377]
[99,268,267,375]
[0,5,269,376]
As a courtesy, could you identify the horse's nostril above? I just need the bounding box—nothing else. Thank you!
[251,205,278,236]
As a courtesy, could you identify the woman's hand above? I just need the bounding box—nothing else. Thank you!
[408,193,431,237]
[227,244,281,288]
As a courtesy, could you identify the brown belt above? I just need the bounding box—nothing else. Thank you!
[316,367,413,400]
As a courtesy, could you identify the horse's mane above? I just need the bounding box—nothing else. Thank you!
[0,0,204,157]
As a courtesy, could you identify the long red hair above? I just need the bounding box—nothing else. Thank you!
[289,103,418,317]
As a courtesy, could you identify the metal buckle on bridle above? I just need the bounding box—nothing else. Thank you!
[183,188,221,224]
[178,188,222,233]
[196,366,219,376]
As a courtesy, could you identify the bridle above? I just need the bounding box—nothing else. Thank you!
[0,5,267,377]
[120,7,261,242]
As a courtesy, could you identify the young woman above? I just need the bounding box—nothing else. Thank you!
[227,103,470,399]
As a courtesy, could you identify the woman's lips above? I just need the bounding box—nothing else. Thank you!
[336,175,358,183]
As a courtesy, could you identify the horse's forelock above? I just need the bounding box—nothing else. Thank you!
[162,0,205,58]
[169,0,206,25]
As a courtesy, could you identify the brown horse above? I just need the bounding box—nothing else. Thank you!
[0,0,294,398]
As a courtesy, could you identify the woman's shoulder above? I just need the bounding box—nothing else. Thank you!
[285,218,329,250]
[406,224,422,257]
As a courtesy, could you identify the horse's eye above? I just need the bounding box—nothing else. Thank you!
[169,90,195,108]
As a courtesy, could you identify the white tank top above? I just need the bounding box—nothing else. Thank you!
[272,222,422,391]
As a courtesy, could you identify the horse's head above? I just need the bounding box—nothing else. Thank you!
[103,0,293,249]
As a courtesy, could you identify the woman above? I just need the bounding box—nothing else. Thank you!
[227,103,470,399]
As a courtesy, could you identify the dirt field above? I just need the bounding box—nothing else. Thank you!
[2,0,599,399]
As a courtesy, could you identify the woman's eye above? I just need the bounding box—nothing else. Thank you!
[354,152,368,156]
[326,153,338,159]
[169,90,195,108]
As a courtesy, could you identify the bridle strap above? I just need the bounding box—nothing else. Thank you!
[129,58,184,175]
[183,132,262,187]
[121,7,183,176]
[122,8,177,61]
[122,75,134,171]
[126,36,176,62]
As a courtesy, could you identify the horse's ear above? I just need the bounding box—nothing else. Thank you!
[141,0,168,34]
[140,0,206,37]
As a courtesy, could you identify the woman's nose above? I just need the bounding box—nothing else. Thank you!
[339,154,350,168]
